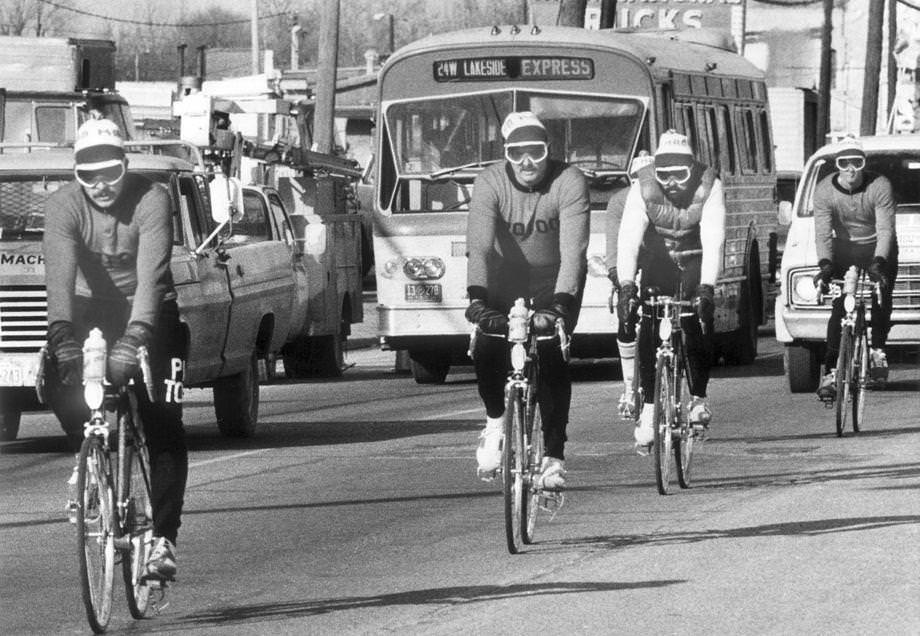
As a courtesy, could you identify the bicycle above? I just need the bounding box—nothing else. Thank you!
[470,298,568,554]
[644,286,703,495]
[819,265,879,437]
[63,328,165,633]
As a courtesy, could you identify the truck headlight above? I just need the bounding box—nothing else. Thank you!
[404,257,445,280]
[791,271,820,305]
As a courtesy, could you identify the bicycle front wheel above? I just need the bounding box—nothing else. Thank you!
[835,324,854,437]
[653,356,674,495]
[77,435,116,633]
[122,432,154,618]
[502,387,525,554]
[674,361,694,489]
[522,386,543,545]
[851,326,868,434]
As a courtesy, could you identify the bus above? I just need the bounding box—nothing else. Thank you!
[372,25,779,383]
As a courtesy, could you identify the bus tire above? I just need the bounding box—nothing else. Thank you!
[214,351,260,437]
[0,406,21,442]
[394,349,412,375]
[409,350,449,384]
[724,281,758,366]
[785,344,821,393]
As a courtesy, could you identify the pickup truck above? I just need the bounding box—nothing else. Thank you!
[0,149,295,442]
[775,134,920,391]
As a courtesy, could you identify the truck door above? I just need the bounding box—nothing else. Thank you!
[169,173,233,384]
[263,187,309,342]
[219,189,295,374]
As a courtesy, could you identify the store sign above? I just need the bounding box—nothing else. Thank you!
[433,57,594,82]
[611,0,743,32]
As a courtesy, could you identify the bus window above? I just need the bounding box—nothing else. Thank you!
[758,109,773,173]
[737,107,759,174]
[676,104,699,157]
[719,104,737,175]
[702,105,721,173]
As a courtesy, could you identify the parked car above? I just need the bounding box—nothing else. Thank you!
[775,134,920,392]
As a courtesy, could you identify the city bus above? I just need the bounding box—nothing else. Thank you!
[372,25,779,383]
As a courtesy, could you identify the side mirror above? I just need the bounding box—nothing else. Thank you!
[777,200,793,226]
[209,173,243,224]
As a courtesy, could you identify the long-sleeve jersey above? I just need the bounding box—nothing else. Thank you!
[43,174,176,328]
[812,171,896,262]
[466,161,589,308]
[617,165,726,286]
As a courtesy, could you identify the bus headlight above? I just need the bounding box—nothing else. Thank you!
[381,259,401,279]
[587,254,607,277]
[791,271,820,305]
[404,257,446,280]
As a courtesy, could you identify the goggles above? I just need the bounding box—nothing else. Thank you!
[504,142,548,164]
[654,165,692,186]
[835,155,865,171]
[74,162,126,189]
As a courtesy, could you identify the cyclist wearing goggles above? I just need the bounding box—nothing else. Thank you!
[465,111,589,489]
[813,136,898,399]
[615,130,726,454]
[42,117,188,581]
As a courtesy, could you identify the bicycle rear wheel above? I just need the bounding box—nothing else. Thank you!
[653,356,674,495]
[674,360,694,489]
[835,324,853,437]
[851,325,868,434]
[502,387,525,554]
[77,435,116,634]
[121,425,154,618]
[522,386,543,545]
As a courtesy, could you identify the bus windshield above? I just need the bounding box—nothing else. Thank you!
[383,90,645,179]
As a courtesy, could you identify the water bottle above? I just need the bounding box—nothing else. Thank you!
[82,328,106,385]
[843,267,858,297]
[508,298,528,342]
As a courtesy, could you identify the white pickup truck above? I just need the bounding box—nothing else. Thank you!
[775,134,920,391]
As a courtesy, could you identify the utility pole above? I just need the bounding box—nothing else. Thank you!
[817,0,833,144]
[314,0,340,155]
[887,0,897,120]
[861,0,885,135]
[250,0,259,74]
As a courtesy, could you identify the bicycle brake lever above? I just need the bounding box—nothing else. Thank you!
[136,346,155,401]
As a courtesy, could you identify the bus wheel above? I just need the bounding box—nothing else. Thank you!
[409,350,449,384]
[785,344,821,393]
[0,406,21,442]
[724,282,758,366]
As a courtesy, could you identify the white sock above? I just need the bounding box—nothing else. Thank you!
[618,340,636,393]
[485,415,503,430]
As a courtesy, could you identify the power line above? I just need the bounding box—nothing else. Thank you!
[35,0,286,27]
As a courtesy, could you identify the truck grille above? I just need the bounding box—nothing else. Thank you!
[893,263,920,311]
[0,285,47,352]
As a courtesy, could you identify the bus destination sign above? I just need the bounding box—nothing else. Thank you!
[433,57,594,82]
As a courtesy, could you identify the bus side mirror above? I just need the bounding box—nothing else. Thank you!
[777,200,793,226]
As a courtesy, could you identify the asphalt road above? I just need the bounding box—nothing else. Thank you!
[1,335,918,635]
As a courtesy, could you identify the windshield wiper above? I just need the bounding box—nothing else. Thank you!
[427,159,502,180]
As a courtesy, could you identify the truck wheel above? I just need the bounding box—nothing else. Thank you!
[0,406,21,442]
[785,344,821,393]
[310,334,345,378]
[214,351,260,437]
[409,350,449,384]
[394,350,412,375]
[723,281,758,366]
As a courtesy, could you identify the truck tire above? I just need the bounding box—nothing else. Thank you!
[0,406,21,442]
[394,349,412,375]
[409,349,449,384]
[282,333,345,378]
[785,344,821,393]
[723,281,758,366]
[214,351,260,437]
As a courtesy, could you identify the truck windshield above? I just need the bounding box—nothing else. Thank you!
[801,151,920,217]
[0,174,71,236]
[383,90,644,178]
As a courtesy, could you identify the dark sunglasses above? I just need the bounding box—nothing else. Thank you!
[74,163,126,188]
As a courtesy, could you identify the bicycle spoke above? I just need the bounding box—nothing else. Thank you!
[77,436,115,634]
[653,357,673,495]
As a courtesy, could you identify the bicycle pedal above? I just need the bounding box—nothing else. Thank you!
[539,492,565,518]
[147,582,170,614]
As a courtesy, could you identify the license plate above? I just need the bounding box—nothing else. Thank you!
[405,283,442,302]
[0,356,39,387]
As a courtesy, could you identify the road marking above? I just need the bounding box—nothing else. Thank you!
[190,450,263,468]
[429,407,481,420]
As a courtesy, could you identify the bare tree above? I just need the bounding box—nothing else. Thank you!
[0,0,69,35]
